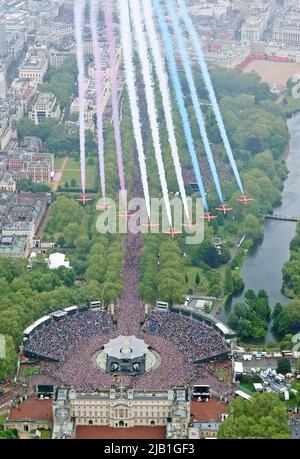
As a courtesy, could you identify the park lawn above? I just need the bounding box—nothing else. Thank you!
[184,266,209,295]
[65,158,82,169]
[62,169,81,186]
[62,158,97,189]
[41,430,52,439]
[54,157,65,169]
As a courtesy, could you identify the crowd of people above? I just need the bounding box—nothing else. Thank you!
[24,310,116,362]
[142,311,228,362]
[38,330,203,390]
[24,306,229,391]
[116,232,143,336]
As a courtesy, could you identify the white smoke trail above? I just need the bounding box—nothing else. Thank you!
[167,0,224,204]
[129,0,172,227]
[177,0,244,193]
[74,0,86,194]
[90,0,105,198]
[118,0,151,219]
[142,0,190,222]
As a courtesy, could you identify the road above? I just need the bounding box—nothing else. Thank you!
[51,156,69,192]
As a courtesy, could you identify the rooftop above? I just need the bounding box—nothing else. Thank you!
[103,335,149,360]
[33,92,56,106]
[0,236,27,255]
[75,426,166,440]
[20,58,46,70]
[0,172,14,183]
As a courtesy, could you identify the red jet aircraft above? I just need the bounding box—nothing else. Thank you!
[215,203,233,215]
[203,212,218,223]
[236,195,254,205]
[164,227,180,238]
[76,194,93,205]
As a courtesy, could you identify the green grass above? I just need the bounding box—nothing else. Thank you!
[183,266,215,296]
[65,158,81,169]
[216,367,229,382]
[22,366,39,378]
[236,383,255,395]
[62,158,97,189]
[40,430,52,439]
[54,157,65,169]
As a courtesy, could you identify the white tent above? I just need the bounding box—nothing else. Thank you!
[48,252,71,270]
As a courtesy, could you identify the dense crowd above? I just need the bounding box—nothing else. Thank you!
[24,310,116,362]
[142,311,228,362]
[116,232,143,336]
[24,306,229,390]
[38,331,205,390]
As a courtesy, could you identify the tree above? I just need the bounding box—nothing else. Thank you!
[218,393,291,439]
[87,157,95,165]
[232,271,245,293]
[272,300,300,336]
[195,272,200,287]
[199,244,229,269]
[0,336,18,380]
[228,291,269,340]
[17,118,37,140]
[276,357,291,375]
[74,235,91,253]
[63,223,81,247]
[241,214,263,242]
[245,136,262,154]
[0,428,19,439]
[224,267,233,295]
[19,179,51,193]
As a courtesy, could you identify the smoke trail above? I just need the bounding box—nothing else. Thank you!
[118,0,151,218]
[166,0,224,204]
[142,0,190,222]
[153,0,208,211]
[103,0,126,192]
[129,0,172,227]
[90,0,105,198]
[74,0,86,195]
[176,0,244,193]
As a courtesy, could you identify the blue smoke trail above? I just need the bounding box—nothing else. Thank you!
[167,0,224,204]
[176,0,244,193]
[153,0,208,211]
